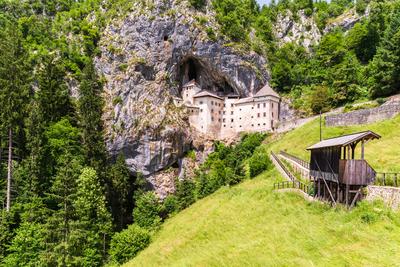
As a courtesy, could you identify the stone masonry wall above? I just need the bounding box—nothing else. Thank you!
[366,185,400,210]
[326,103,400,127]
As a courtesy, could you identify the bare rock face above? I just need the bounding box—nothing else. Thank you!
[274,10,322,49]
[94,0,269,180]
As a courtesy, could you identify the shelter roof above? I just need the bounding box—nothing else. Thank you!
[307,131,381,150]
[254,84,280,98]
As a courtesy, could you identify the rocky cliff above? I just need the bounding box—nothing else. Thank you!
[94,0,270,182]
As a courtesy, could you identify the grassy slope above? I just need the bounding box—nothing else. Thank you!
[126,115,400,266]
[268,114,400,172]
[126,169,400,267]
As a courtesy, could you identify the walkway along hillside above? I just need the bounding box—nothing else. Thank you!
[273,131,400,208]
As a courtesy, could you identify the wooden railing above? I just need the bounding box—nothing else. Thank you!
[375,172,400,187]
[279,151,310,170]
[271,152,312,195]
[273,180,311,195]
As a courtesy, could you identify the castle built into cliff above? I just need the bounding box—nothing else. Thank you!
[175,80,281,139]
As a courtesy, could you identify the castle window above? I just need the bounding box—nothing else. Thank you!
[223,103,226,107]
[251,116,253,118]
[200,109,203,112]
[231,119,234,122]
[211,101,214,105]
[258,123,260,126]
[211,117,214,121]
[263,112,266,117]
[200,101,203,104]
[223,118,225,122]
[251,124,254,127]
[272,103,274,108]
[163,35,169,41]
[257,113,260,118]
[263,123,266,125]
[272,112,274,117]
[231,111,234,115]
[223,111,226,115]
[239,108,241,111]
[263,103,266,108]
[239,125,242,127]
[252,107,254,109]
[231,104,234,107]
[223,124,226,127]
[239,117,241,120]
[257,104,260,108]
[186,94,188,97]
[211,109,214,113]
[218,111,221,114]
[218,119,221,122]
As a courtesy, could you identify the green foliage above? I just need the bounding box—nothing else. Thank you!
[133,192,162,229]
[108,153,134,229]
[175,179,196,210]
[189,0,206,9]
[2,222,45,267]
[248,146,271,178]
[162,195,180,217]
[212,0,259,42]
[109,224,151,264]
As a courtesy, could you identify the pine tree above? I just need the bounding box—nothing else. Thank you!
[71,167,112,266]
[0,20,32,212]
[108,153,133,229]
[43,154,82,266]
[77,59,106,174]
[368,5,400,97]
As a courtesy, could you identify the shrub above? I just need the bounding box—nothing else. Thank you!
[132,192,162,229]
[175,179,196,209]
[189,0,205,9]
[109,224,151,264]
[248,146,271,178]
[162,194,180,217]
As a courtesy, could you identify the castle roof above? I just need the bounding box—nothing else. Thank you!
[254,84,280,98]
[235,97,254,104]
[183,79,200,88]
[193,90,223,100]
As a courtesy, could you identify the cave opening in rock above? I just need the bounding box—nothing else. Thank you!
[163,35,169,41]
[178,57,236,96]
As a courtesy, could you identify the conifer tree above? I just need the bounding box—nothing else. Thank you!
[0,20,32,212]
[77,59,106,174]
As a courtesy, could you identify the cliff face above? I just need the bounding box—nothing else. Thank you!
[94,0,270,178]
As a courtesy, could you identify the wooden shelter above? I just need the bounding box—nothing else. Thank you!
[307,130,381,206]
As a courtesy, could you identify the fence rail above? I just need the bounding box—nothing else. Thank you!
[279,151,310,170]
[375,172,400,187]
[271,152,312,195]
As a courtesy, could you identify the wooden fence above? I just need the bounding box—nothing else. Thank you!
[279,151,310,169]
[375,172,400,187]
[271,152,312,195]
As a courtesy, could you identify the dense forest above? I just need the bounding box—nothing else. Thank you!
[0,0,399,265]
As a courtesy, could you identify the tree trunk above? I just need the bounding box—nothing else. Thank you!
[6,128,12,212]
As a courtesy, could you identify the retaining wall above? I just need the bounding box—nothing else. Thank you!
[366,185,400,210]
[326,103,400,127]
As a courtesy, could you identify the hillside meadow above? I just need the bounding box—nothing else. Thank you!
[126,168,400,267]
[267,114,400,172]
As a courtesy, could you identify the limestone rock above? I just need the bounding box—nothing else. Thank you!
[94,0,270,179]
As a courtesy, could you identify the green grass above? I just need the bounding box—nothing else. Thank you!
[268,114,400,172]
[126,169,400,267]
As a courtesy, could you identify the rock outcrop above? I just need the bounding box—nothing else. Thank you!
[94,0,270,186]
[274,10,321,49]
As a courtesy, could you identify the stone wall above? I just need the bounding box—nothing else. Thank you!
[326,103,400,127]
[366,185,400,210]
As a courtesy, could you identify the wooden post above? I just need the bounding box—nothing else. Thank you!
[351,144,355,159]
[345,183,349,206]
[361,139,365,160]
[347,145,351,160]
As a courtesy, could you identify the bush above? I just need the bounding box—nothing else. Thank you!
[248,146,271,178]
[175,179,196,210]
[162,194,180,217]
[189,0,206,9]
[132,192,162,229]
[109,224,151,264]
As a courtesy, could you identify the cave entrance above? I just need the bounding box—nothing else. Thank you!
[187,59,197,81]
[178,57,237,96]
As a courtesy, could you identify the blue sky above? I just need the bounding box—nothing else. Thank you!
[256,0,270,6]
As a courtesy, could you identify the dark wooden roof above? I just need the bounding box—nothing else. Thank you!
[307,130,381,150]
